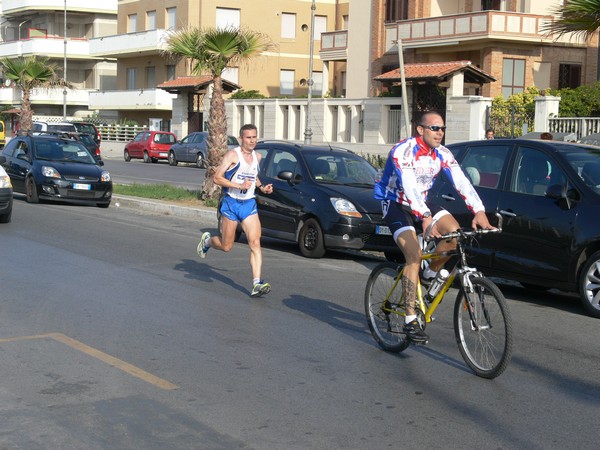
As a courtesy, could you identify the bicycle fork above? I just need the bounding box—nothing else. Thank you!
[459,268,491,331]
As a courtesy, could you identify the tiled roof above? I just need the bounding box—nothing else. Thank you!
[157,76,241,92]
[374,60,495,83]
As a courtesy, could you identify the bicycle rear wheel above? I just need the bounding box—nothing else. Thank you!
[454,277,513,379]
[364,262,410,353]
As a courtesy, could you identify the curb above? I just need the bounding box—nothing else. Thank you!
[113,194,217,220]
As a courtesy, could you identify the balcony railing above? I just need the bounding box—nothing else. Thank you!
[89,89,176,111]
[1,0,117,15]
[385,11,587,51]
[90,29,170,58]
[0,36,90,58]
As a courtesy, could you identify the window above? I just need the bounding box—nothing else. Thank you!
[267,151,300,179]
[460,145,510,189]
[314,16,327,41]
[280,70,295,95]
[281,13,296,39]
[166,7,176,29]
[166,65,176,81]
[312,71,323,96]
[385,0,408,22]
[216,7,240,29]
[147,10,156,30]
[126,68,137,90]
[145,66,156,89]
[559,64,581,89]
[128,14,137,33]
[512,147,564,196]
[502,58,525,97]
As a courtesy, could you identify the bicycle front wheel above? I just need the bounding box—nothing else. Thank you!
[454,277,513,379]
[364,262,410,353]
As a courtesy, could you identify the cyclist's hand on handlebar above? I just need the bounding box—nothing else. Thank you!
[472,211,497,231]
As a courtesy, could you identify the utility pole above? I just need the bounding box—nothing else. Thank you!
[63,0,67,120]
[304,0,316,144]
[396,39,411,137]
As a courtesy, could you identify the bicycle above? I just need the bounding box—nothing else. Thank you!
[364,214,513,379]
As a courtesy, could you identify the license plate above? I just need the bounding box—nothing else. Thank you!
[159,152,168,157]
[376,225,392,235]
[73,183,91,190]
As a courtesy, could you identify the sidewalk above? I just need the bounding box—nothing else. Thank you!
[113,194,217,221]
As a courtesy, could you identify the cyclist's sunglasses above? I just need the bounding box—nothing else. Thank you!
[419,124,447,132]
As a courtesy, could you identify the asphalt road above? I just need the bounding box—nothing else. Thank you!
[1,198,599,449]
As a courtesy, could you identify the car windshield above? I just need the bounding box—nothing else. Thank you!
[33,140,96,164]
[304,152,377,186]
[154,133,176,144]
[561,144,600,193]
[75,124,96,134]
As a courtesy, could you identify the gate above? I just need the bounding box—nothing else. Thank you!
[486,105,534,138]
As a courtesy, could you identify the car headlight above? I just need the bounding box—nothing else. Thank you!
[42,166,60,178]
[330,197,362,218]
[100,171,111,182]
[0,175,12,189]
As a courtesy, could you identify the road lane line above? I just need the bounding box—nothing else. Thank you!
[0,333,179,391]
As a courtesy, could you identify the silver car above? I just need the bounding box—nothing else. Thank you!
[168,132,238,168]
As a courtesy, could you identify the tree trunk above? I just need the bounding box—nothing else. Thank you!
[20,88,33,132]
[202,75,229,200]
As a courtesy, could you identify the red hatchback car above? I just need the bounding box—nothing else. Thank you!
[124,131,177,163]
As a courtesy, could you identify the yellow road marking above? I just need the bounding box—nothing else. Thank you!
[0,333,178,390]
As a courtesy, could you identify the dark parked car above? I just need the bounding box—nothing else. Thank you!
[70,122,101,145]
[168,131,238,168]
[124,131,177,163]
[0,133,112,208]
[427,138,600,318]
[0,157,13,223]
[219,140,400,259]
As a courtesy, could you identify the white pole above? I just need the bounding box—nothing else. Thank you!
[304,0,316,144]
[63,0,67,120]
[396,39,410,137]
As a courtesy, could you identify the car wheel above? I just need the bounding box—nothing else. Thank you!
[168,151,178,166]
[579,251,600,318]
[196,152,206,169]
[384,251,404,263]
[298,218,325,258]
[143,151,151,163]
[26,177,39,203]
[0,207,11,223]
[124,149,131,162]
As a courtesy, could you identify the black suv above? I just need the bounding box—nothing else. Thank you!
[0,132,112,208]
[427,138,600,318]
[222,140,400,259]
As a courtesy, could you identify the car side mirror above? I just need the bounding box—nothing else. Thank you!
[278,170,293,181]
[546,183,565,200]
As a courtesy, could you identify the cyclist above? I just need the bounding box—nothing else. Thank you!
[374,111,495,343]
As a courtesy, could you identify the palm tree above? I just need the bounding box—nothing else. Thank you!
[543,0,600,40]
[164,26,273,199]
[0,56,69,132]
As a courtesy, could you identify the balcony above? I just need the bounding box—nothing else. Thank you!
[319,30,348,61]
[385,11,588,52]
[89,89,176,111]
[0,86,90,106]
[1,0,117,15]
[0,36,90,59]
[90,29,170,58]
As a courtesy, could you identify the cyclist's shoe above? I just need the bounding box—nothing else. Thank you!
[420,268,436,288]
[251,280,271,297]
[403,319,429,344]
[197,232,211,258]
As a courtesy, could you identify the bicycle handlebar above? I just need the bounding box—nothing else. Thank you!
[424,212,503,242]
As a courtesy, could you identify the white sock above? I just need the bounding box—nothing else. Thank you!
[253,278,260,285]
[423,267,437,279]
[205,237,211,248]
[405,314,417,324]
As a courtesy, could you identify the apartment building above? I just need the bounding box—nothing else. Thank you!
[0,0,118,119]
[367,0,597,99]
[87,0,340,130]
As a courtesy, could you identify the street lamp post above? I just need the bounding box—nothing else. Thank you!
[304,0,316,144]
[63,0,67,120]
